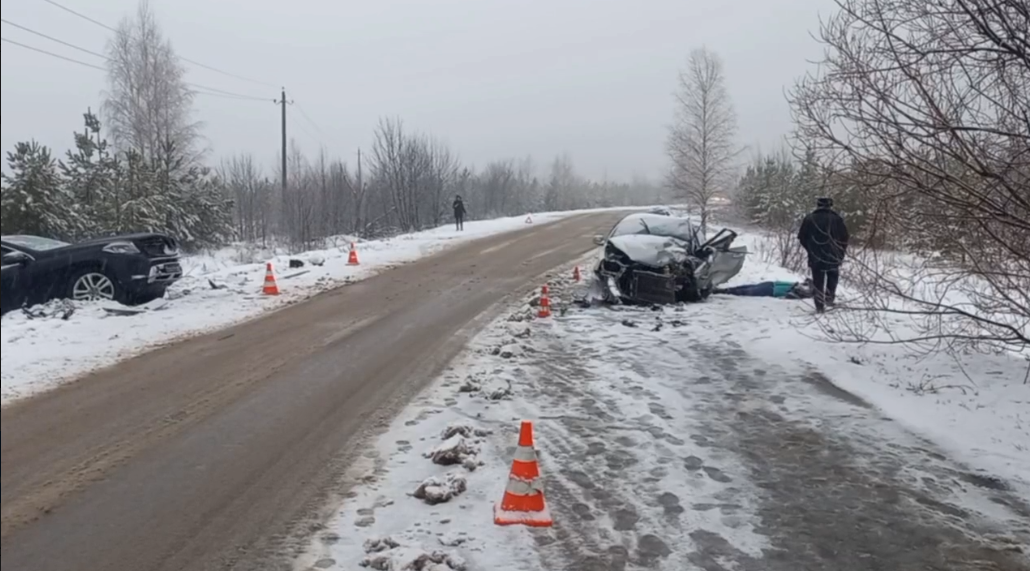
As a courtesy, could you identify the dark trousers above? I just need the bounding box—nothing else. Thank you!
[811,266,839,311]
[455,213,464,230]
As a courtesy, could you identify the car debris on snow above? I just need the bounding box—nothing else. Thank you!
[19,299,76,320]
[103,306,148,317]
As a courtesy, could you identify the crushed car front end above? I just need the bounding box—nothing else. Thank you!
[596,234,710,304]
[591,213,746,306]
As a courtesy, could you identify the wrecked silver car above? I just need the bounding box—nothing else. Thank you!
[592,213,746,304]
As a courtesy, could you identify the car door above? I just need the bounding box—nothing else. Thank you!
[699,229,748,287]
[1,246,29,314]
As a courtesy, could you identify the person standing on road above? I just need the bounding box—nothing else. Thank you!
[453,195,466,231]
[797,197,849,312]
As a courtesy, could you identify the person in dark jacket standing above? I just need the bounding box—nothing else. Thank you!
[452,195,466,231]
[797,197,849,312]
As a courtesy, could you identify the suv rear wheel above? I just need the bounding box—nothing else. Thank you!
[70,270,119,302]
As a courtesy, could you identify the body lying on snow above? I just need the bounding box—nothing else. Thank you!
[713,279,813,299]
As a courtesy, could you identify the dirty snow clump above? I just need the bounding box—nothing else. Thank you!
[412,472,467,504]
[441,421,491,440]
[360,538,467,570]
[423,435,481,470]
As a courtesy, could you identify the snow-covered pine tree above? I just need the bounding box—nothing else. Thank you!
[151,139,234,249]
[114,148,164,235]
[60,109,119,238]
[1,141,77,238]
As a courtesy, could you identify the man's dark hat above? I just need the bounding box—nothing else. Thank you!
[816,197,833,208]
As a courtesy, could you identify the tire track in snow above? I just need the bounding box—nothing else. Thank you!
[516,297,1029,570]
[516,306,768,570]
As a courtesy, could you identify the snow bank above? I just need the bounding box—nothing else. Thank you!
[0,207,642,405]
[723,231,1030,493]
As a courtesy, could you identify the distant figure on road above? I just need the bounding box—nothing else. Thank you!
[453,195,466,231]
[797,197,849,312]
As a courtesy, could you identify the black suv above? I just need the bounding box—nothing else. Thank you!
[1,233,182,315]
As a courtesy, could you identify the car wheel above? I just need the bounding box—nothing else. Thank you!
[70,270,118,303]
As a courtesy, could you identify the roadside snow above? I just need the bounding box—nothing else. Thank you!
[725,232,1030,494]
[297,227,1028,570]
[296,257,773,570]
[0,208,635,405]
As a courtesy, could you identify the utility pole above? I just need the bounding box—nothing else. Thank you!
[274,88,291,192]
[355,148,364,232]
[356,148,362,192]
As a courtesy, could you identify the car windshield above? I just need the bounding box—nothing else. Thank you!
[2,235,69,251]
[610,214,695,241]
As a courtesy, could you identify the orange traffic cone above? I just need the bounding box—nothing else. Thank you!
[573,266,581,282]
[347,242,360,265]
[495,421,552,527]
[538,285,551,318]
[262,262,280,295]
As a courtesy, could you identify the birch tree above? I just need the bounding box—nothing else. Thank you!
[103,0,200,168]
[667,47,739,236]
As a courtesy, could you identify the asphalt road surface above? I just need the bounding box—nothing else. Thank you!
[1,211,624,571]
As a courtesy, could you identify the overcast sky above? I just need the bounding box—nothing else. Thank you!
[1,0,828,182]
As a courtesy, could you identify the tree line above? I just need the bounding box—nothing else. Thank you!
[666,0,1027,350]
[0,0,663,252]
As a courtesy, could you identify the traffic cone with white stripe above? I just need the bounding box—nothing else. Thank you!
[347,242,360,265]
[538,285,551,318]
[494,421,552,527]
[262,263,279,295]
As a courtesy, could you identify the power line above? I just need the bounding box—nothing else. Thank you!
[187,83,272,102]
[40,0,279,89]
[289,112,322,148]
[192,89,267,101]
[41,0,114,31]
[1,17,106,60]
[2,20,272,101]
[2,36,271,101]
[1,36,105,71]
[293,102,325,137]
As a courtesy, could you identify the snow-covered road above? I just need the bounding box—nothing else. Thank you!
[298,247,1029,570]
[1,209,633,405]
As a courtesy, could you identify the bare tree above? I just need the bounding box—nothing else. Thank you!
[221,154,272,245]
[103,0,200,168]
[790,0,1029,350]
[667,47,739,236]
[545,153,579,211]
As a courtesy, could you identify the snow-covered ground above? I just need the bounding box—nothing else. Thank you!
[1,208,640,405]
[296,228,1028,569]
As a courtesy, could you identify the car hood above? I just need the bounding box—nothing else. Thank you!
[74,233,167,246]
[608,234,692,267]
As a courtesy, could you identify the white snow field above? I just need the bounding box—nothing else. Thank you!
[1,208,641,405]
[296,230,1028,570]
